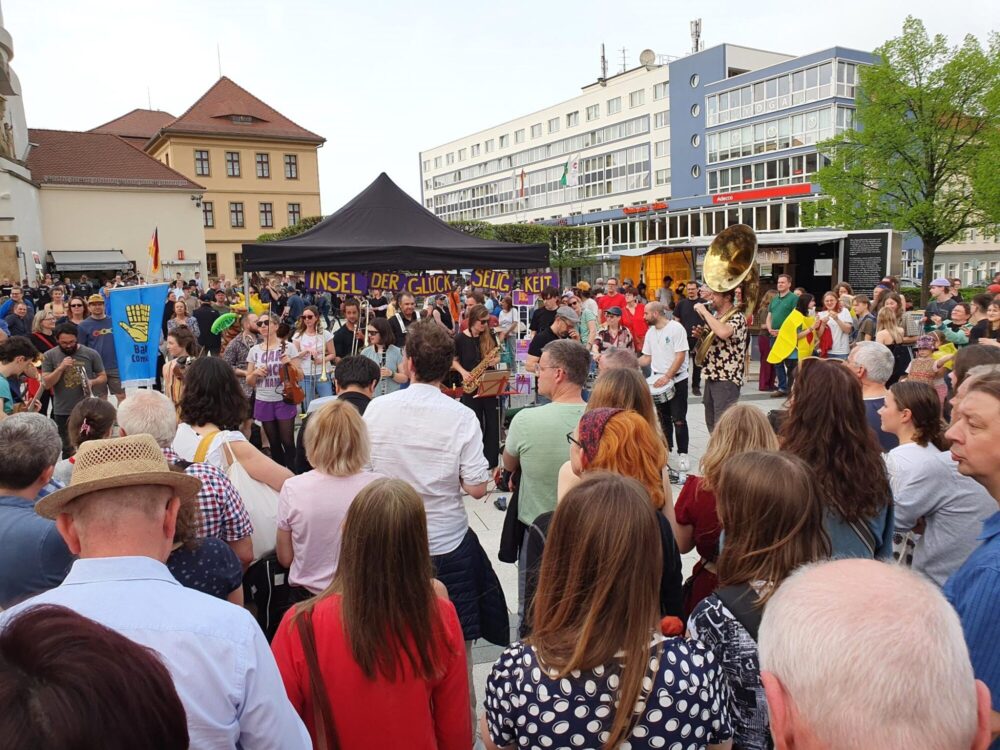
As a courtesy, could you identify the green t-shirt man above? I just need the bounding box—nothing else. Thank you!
[505,401,587,526]
[768,291,798,334]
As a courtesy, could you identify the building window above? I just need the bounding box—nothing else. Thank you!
[225,151,241,177]
[690,74,700,88]
[422,159,430,171]
[433,156,442,169]
[485,139,495,153]
[586,104,600,121]
[691,165,701,178]
[202,201,214,228]
[284,154,299,179]
[567,111,579,127]
[654,111,669,129]
[229,202,244,228]
[446,152,454,165]
[514,129,525,144]
[255,153,270,178]
[458,148,467,161]
[259,202,274,228]
[531,123,542,138]
[629,89,644,108]
[607,97,622,115]
[206,253,218,277]
[499,134,509,148]
[653,82,669,100]
[654,140,669,158]
[691,134,701,147]
[471,143,481,157]
[548,117,560,134]
[234,252,243,276]
[194,150,210,176]
[690,103,701,117]
[287,202,301,226]
[655,169,670,185]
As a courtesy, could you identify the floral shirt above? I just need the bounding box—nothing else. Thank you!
[701,311,749,386]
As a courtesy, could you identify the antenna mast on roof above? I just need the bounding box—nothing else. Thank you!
[217,43,222,78]
[619,47,628,74]
[600,43,608,81]
[147,86,152,110]
[690,19,703,53]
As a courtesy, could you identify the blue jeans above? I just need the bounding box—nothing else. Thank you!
[772,335,788,392]
[301,375,333,412]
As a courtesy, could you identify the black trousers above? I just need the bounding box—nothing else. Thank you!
[655,378,689,455]
[461,394,500,469]
[54,414,71,459]
[687,336,703,390]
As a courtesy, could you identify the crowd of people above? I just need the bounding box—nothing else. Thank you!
[0,266,999,750]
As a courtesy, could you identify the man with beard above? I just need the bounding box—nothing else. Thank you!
[389,292,419,350]
[40,323,106,457]
[332,297,363,362]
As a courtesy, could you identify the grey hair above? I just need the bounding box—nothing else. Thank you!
[542,339,591,387]
[599,346,640,372]
[115,390,179,449]
[849,341,894,385]
[759,560,981,750]
[0,413,62,489]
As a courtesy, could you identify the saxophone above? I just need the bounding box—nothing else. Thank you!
[462,333,501,394]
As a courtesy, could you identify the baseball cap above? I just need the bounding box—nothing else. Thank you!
[576,280,592,292]
[605,306,623,317]
[86,294,104,304]
[929,278,951,288]
[556,305,580,324]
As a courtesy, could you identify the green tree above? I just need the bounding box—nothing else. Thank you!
[806,18,1000,303]
[256,215,323,243]
[447,220,596,273]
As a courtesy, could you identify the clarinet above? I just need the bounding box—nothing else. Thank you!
[379,348,388,396]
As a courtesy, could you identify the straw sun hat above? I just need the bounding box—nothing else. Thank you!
[35,434,202,519]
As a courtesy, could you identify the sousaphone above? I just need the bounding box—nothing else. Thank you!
[695,224,760,366]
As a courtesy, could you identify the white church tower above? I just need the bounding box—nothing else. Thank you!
[0,2,42,281]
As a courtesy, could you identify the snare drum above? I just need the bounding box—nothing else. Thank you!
[647,373,675,404]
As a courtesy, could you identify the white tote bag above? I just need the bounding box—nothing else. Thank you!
[222,441,279,561]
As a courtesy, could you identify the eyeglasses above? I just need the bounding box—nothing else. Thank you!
[566,432,583,448]
[301,314,315,320]
[258,320,271,326]
[70,303,84,308]
[367,329,379,335]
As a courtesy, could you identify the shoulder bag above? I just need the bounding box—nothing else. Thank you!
[222,440,280,560]
[715,583,763,642]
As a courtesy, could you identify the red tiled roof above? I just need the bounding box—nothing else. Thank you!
[153,77,325,145]
[90,108,176,140]
[26,129,204,190]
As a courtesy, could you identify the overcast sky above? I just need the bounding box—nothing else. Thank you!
[7,0,993,213]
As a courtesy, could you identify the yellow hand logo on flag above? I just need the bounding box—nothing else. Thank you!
[119,304,151,343]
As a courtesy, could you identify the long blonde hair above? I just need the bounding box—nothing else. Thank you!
[876,306,903,344]
[698,403,778,491]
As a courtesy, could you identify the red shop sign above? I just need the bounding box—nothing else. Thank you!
[711,183,812,205]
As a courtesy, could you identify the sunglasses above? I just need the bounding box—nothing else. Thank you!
[70,303,84,308]
[301,314,315,319]
[258,320,271,326]
[367,329,379,335]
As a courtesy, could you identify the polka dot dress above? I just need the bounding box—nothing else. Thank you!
[484,635,732,749]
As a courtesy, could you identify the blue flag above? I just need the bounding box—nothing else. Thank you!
[107,283,169,388]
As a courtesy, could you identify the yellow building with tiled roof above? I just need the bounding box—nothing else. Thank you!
[98,78,325,279]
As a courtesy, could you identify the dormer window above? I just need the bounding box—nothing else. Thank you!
[230,114,254,124]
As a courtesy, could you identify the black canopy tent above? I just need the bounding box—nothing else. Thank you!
[241,172,549,272]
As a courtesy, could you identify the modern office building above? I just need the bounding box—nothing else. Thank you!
[419,42,895,296]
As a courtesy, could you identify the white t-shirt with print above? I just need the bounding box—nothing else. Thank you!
[641,319,689,383]
[248,343,299,403]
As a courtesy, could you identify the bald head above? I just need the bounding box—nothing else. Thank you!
[759,559,988,750]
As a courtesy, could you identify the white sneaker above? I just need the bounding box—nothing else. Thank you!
[679,454,690,472]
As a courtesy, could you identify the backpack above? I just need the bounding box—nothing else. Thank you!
[242,551,295,642]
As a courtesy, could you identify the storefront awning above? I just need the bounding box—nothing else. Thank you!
[46,250,132,272]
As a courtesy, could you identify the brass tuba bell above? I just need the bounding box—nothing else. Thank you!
[695,224,760,366]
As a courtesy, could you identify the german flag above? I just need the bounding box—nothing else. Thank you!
[148,227,160,275]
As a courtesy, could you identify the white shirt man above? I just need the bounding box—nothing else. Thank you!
[639,301,690,472]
